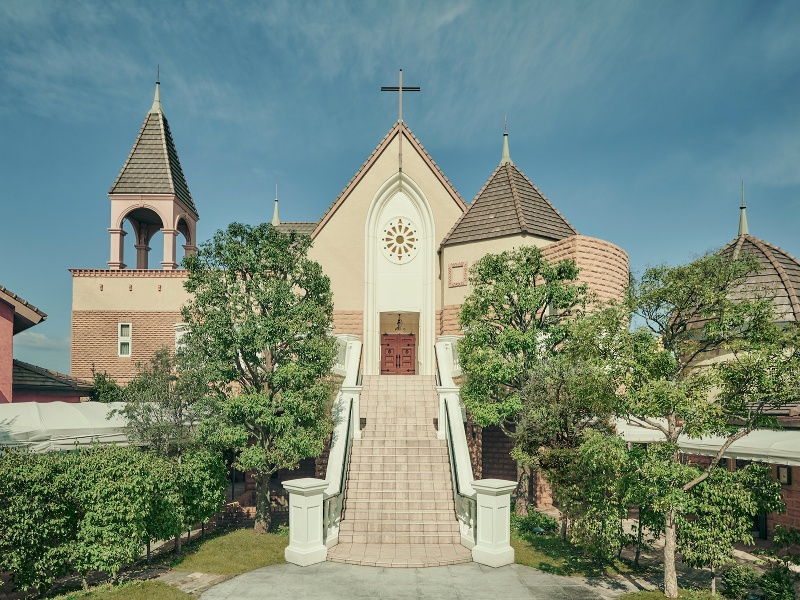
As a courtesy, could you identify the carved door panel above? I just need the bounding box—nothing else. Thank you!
[381,334,416,375]
[398,335,416,374]
[381,335,399,374]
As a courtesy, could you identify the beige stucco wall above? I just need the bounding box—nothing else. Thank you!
[71,271,191,312]
[310,131,465,315]
[440,234,553,307]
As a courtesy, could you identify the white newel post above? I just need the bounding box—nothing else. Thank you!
[283,478,328,566]
[471,479,516,567]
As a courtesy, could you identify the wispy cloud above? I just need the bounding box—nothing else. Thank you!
[14,331,70,352]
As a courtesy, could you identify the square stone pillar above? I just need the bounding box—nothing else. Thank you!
[283,478,328,566]
[471,479,516,567]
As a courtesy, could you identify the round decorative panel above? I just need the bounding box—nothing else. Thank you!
[381,218,419,264]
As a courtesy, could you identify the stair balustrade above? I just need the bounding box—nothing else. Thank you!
[284,336,361,565]
[435,340,516,567]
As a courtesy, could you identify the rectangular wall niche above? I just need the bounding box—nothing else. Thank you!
[448,262,468,287]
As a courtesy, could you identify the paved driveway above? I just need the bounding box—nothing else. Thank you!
[200,561,637,599]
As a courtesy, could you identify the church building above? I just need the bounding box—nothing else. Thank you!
[70,80,629,385]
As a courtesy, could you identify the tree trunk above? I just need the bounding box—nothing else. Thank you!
[711,565,716,596]
[147,541,151,565]
[175,533,182,553]
[515,462,534,515]
[254,474,271,534]
[560,514,568,540]
[202,522,205,540]
[634,509,643,570]
[663,508,679,598]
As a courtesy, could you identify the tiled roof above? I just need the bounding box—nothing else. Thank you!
[274,222,318,236]
[109,98,197,216]
[312,121,467,238]
[441,162,577,247]
[12,360,93,393]
[721,234,800,323]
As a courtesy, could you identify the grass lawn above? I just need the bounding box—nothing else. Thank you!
[54,581,190,599]
[512,532,636,577]
[170,528,288,575]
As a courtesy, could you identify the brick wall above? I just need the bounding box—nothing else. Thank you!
[481,425,516,481]
[439,305,461,335]
[333,310,363,337]
[71,310,182,383]
[542,235,629,306]
[769,464,800,532]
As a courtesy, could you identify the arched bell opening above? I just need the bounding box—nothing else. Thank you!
[176,216,197,265]
[120,207,164,270]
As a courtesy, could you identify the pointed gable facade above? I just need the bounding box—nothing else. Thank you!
[308,122,466,375]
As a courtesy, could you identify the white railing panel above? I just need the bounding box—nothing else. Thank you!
[322,338,362,547]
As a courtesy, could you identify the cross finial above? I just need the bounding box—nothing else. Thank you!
[381,69,420,123]
[157,64,160,85]
[504,113,507,134]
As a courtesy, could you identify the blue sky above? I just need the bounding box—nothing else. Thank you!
[2,0,799,374]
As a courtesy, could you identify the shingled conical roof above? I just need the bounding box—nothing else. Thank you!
[441,133,576,247]
[721,233,800,323]
[109,82,197,217]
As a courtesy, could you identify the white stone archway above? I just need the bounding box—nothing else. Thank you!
[364,173,436,376]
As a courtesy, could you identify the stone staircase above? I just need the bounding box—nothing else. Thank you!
[327,375,471,567]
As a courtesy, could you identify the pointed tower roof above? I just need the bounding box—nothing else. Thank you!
[720,198,800,323]
[441,132,576,247]
[109,81,197,217]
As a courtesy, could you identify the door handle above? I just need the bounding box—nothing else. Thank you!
[396,355,400,368]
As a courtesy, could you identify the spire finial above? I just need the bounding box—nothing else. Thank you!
[500,115,513,165]
[272,184,280,226]
[738,179,749,236]
[150,66,163,114]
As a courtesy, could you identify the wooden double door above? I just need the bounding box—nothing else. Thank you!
[381,334,416,375]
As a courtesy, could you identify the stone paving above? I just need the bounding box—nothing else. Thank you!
[199,561,639,599]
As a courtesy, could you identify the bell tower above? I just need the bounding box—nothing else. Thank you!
[107,79,198,270]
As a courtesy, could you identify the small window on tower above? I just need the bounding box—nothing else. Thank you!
[118,323,132,357]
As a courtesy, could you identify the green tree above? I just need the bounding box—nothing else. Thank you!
[678,463,783,595]
[586,252,800,597]
[458,245,588,512]
[89,369,124,403]
[182,223,337,533]
[118,346,203,456]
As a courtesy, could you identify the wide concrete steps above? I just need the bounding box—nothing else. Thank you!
[327,374,470,567]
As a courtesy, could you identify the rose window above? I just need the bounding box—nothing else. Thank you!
[381,218,419,264]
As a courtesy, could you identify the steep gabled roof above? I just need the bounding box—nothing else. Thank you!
[13,360,93,394]
[441,145,577,248]
[312,121,467,238]
[721,233,800,323]
[109,83,197,217]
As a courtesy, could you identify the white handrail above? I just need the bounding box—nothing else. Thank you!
[435,341,476,548]
[322,336,362,547]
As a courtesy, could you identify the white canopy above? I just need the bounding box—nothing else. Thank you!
[0,401,129,453]
[617,418,800,466]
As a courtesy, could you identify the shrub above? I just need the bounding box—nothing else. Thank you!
[511,508,559,535]
[721,563,758,600]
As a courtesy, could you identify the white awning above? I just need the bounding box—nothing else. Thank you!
[616,418,800,466]
[0,401,129,453]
